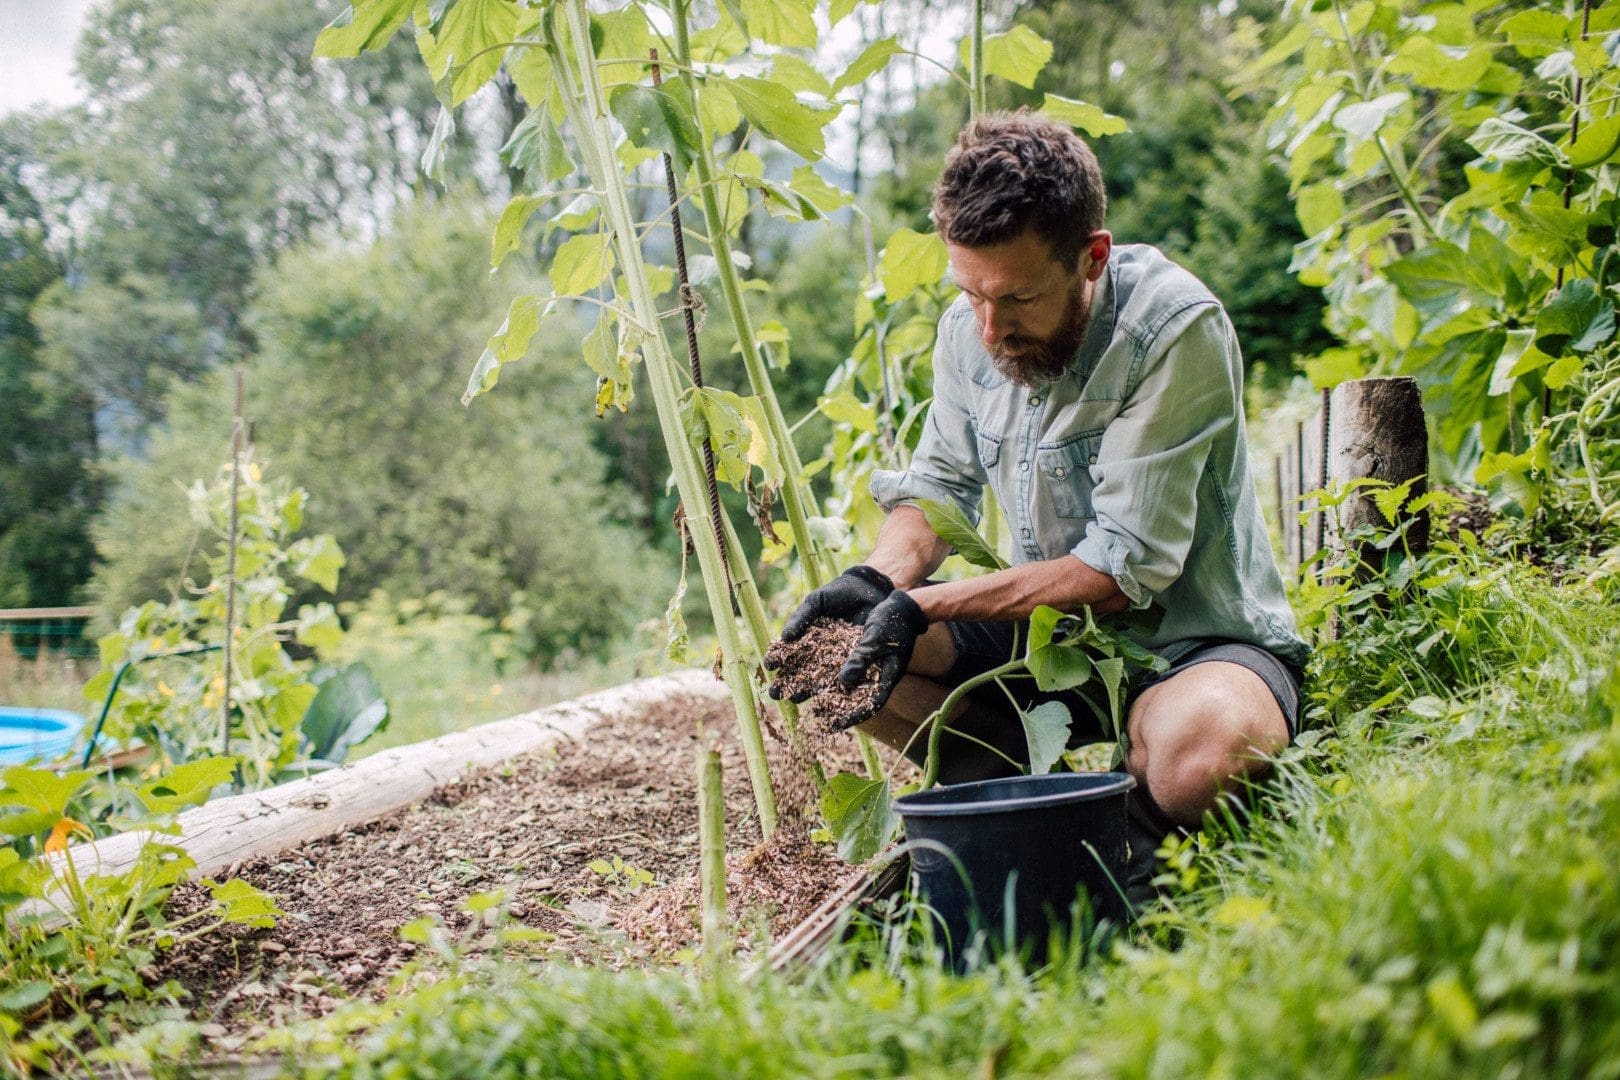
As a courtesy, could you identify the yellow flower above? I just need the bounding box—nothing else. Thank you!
[44,817,90,854]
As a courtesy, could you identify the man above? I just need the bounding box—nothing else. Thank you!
[771,111,1308,901]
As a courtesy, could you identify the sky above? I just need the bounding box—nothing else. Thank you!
[0,0,96,117]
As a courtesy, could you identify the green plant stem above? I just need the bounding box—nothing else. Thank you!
[921,658,1026,789]
[1330,0,1438,244]
[970,0,985,118]
[698,746,727,969]
[671,0,834,589]
[554,1,776,838]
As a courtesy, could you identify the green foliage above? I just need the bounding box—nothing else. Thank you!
[232,516,1620,1080]
[85,457,361,789]
[0,117,100,609]
[1253,0,1620,507]
[0,761,279,1064]
[89,203,665,663]
[30,0,440,449]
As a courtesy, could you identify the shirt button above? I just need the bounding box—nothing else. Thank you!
[1019,460,1030,471]
[1055,466,1067,478]
[1029,395,1042,407]
[1020,528,1032,538]
[1089,454,1098,464]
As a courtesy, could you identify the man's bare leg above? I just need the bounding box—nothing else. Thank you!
[1123,660,1289,828]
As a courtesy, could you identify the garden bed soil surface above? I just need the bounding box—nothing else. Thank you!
[154,685,896,1046]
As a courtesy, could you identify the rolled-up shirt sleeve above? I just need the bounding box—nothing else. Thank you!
[870,311,987,524]
[1072,303,1238,605]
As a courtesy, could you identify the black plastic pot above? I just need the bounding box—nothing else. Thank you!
[894,771,1135,967]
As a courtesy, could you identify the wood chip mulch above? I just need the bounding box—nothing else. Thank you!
[764,618,883,732]
[150,684,899,1044]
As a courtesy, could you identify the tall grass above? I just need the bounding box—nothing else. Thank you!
[0,636,93,714]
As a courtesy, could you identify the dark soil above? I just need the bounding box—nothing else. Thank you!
[764,618,882,732]
[152,685,888,1045]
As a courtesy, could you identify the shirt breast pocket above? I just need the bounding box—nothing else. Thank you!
[1036,432,1103,519]
[975,427,1003,475]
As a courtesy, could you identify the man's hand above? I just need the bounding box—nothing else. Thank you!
[832,589,930,729]
[777,564,895,643]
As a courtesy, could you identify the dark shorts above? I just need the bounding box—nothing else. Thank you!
[911,620,1305,785]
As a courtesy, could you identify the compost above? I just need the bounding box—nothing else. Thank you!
[763,617,883,732]
[154,687,883,1042]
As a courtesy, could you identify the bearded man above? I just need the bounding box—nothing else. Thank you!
[770,111,1308,905]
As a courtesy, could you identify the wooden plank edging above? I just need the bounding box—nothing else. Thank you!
[20,669,726,925]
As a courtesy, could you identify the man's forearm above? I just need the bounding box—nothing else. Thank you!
[862,505,953,590]
[910,554,1128,623]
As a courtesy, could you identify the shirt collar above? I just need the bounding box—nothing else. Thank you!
[1069,256,1117,386]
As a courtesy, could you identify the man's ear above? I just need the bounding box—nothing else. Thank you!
[1084,231,1112,282]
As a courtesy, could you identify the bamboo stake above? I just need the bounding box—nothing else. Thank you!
[671,0,836,588]
[698,745,727,969]
[553,2,776,838]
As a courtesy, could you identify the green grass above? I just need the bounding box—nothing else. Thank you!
[0,637,95,714]
[201,535,1620,1079]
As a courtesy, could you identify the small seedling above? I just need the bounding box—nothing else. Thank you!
[587,855,655,894]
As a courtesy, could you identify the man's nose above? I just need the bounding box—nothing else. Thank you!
[980,304,1012,347]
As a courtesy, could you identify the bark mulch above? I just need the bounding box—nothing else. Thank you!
[153,683,898,1044]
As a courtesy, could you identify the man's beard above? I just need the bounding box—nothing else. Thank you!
[989,281,1091,388]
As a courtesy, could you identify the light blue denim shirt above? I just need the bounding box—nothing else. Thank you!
[871,244,1307,667]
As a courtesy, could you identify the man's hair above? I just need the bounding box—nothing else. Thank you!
[931,110,1107,269]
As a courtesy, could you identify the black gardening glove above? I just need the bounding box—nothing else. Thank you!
[777,564,895,643]
[832,589,930,729]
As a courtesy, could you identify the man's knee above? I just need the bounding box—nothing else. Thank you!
[1126,662,1289,820]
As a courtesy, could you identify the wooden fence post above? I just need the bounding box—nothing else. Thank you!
[1329,375,1430,561]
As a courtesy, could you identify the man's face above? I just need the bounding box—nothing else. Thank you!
[947,228,1111,387]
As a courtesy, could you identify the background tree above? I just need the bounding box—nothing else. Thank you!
[0,115,100,607]
[89,201,666,663]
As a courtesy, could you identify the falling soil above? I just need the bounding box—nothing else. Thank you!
[764,618,883,733]
[151,686,893,1045]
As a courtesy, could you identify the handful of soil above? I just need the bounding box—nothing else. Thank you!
[764,617,883,733]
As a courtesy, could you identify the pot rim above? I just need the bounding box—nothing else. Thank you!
[894,770,1136,818]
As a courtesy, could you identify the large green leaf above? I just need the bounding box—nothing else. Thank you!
[725,76,836,160]
[549,232,615,296]
[1333,92,1408,144]
[1385,38,1490,91]
[1295,182,1346,237]
[914,498,1007,571]
[500,107,572,187]
[739,0,815,47]
[137,756,238,815]
[486,294,554,364]
[313,0,417,58]
[1498,9,1570,58]
[420,0,521,106]
[1038,94,1128,138]
[1500,198,1598,267]
[1534,280,1616,356]
[959,25,1053,89]
[832,36,901,95]
[609,85,701,170]
[1568,116,1620,170]
[491,196,543,268]
[878,227,947,302]
[299,663,389,765]
[820,771,896,863]
[1020,701,1072,776]
[1027,639,1093,693]
[1467,118,1563,166]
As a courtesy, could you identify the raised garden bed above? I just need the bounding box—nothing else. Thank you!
[131,671,894,1047]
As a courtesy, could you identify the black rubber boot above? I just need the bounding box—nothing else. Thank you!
[1124,786,1184,918]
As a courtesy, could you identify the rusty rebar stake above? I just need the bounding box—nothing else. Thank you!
[651,49,737,614]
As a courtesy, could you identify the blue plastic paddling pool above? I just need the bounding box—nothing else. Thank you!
[0,708,85,765]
